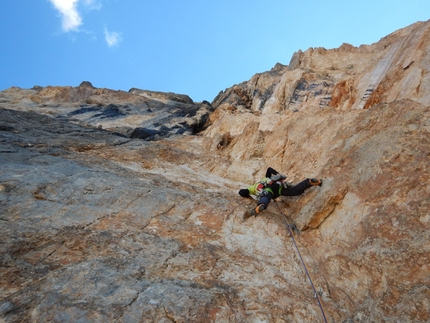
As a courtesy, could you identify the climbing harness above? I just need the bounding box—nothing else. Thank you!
[273,200,328,323]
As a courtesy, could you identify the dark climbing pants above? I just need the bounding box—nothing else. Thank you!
[280,179,312,196]
[258,179,312,208]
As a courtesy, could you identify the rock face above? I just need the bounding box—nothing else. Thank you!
[1,20,429,323]
[1,83,213,141]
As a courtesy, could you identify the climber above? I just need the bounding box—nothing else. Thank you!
[238,167,322,220]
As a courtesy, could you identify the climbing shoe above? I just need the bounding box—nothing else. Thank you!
[309,178,323,186]
[249,204,266,217]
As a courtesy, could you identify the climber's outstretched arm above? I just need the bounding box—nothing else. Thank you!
[265,167,279,178]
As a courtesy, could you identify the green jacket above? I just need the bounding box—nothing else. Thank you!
[248,178,277,196]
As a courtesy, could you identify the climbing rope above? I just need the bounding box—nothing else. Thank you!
[273,200,328,323]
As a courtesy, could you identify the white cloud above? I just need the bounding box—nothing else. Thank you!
[49,0,122,48]
[104,27,122,48]
[49,0,82,32]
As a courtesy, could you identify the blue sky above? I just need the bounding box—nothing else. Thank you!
[1,1,429,102]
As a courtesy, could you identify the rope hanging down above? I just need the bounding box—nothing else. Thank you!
[273,200,328,323]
